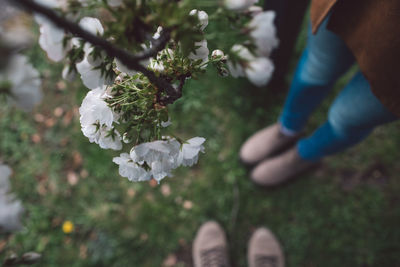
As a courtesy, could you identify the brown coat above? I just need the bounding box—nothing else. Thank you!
[311,0,400,117]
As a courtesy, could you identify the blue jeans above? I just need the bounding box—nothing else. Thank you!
[279,18,398,161]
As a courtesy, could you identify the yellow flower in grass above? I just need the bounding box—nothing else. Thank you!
[62,220,74,234]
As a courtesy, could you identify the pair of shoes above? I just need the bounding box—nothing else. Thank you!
[240,123,318,186]
[193,221,284,267]
[239,123,301,167]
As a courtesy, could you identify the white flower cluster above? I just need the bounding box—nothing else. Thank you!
[113,137,205,183]
[32,5,210,183]
[224,0,279,87]
[0,164,24,232]
[0,54,42,112]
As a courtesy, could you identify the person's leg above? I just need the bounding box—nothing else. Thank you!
[240,17,356,165]
[250,71,398,186]
[298,71,398,161]
[279,17,355,133]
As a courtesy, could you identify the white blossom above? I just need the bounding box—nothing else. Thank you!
[33,0,68,62]
[177,137,206,167]
[76,17,113,89]
[76,57,113,89]
[113,153,152,182]
[0,164,24,232]
[78,17,104,36]
[130,139,181,182]
[130,139,180,166]
[34,8,65,62]
[224,0,258,11]
[189,40,209,67]
[226,44,250,78]
[149,59,165,73]
[79,87,122,150]
[152,26,163,40]
[0,54,42,111]
[248,11,279,57]
[97,127,123,150]
[227,44,274,86]
[189,9,209,31]
[149,48,175,73]
[245,57,274,87]
[113,137,206,183]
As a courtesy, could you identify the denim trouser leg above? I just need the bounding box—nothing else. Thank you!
[298,72,398,161]
[279,18,355,132]
[279,16,398,161]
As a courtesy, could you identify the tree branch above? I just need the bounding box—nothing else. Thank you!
[11,0,179,103]
[159,74,190,105]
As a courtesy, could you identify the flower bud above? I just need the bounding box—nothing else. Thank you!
[224,0,259,12]
[212,49,225,59]
[123,133,131,144]
[189,9,209,31]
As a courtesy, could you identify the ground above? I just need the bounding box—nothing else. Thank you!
[1,9,400,267]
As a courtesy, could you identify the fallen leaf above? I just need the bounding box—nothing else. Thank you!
[67,171,79,186]
[162,254,177,267]
[56,81,66,91]
[127,188,136,198]
[183,200,193,210]
[161,184,171,197]
[34,113,45,123]
[62,110,73,126]
[80,169,89,179]
[45,118,55,128]
[149,179,158,187]
[72,151,83,168]
[53,107,64,117]
[31,133,41,144]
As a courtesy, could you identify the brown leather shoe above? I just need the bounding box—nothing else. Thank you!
[248,227,285,267]
[240,123,301,166]
[193,221,230,267]
[251,146,318,187]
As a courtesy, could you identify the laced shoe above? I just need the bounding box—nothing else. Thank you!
[193,221,230,267]
[250,146,318,187]
[248,227,285,267]
[239,123,301,167]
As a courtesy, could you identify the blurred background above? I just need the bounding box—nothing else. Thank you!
[1,1,400,266]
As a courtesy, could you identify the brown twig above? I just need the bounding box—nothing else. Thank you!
[11,0,184,104]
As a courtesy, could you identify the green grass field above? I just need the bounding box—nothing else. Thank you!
[1,11,400,267]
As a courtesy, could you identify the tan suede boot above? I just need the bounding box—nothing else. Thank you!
[248,227,285,267]
[193,221,230,267]
[251,146,318,186]
[239,123,301,166]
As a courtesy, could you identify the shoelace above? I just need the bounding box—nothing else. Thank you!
[199,246,229,267]
[254,254,278,267]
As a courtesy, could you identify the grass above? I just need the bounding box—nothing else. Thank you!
[1,11,400,267]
